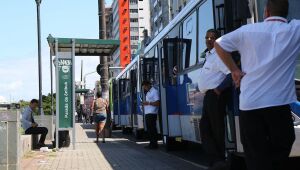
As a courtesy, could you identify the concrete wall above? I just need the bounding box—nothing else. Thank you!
[20,135,32,158]
[0,111,20,170]
[34,115,54,141]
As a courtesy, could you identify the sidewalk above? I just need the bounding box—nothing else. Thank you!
[21,123,205,170]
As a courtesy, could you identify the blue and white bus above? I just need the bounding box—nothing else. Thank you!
[112,0,300,162]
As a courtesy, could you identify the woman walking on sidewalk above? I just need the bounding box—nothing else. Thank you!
[91,92,108,143]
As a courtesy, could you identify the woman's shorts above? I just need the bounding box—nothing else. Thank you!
[94,113,107,124]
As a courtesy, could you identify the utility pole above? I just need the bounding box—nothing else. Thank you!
[35,0,43,115]
[81,60,83,89]
[98,0,109,99]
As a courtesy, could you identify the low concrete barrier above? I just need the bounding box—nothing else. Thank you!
[30,115,54,141]
[20,135,32,157]
[0,110,20,170]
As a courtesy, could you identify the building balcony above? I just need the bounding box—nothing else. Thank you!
[153,0,158,8]
[153,14,159,23]
[158,8,163,17]
[159,23,164,31]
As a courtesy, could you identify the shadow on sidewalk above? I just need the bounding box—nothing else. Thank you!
[78,122,207,170]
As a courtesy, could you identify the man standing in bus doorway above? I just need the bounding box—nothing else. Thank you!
[21,99,48,147]
[215,0,300,169]
[198,29,232,168]
[142,80,160,149]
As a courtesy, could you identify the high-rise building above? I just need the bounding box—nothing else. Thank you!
[111,0,120,69]
[150,0,171,38]
[105,7,113,39]
[170,0,191,19]
[150,0,190,38]
[105,7,114,73]
[111,0,151,70]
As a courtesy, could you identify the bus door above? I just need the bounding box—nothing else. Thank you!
[162,38,191,141]
[141,57,159,131]
[112,79,120,125]
[119,78,130,126]
[130,69,138,128]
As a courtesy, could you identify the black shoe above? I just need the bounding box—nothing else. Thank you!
[208,161,230,170]
[37,143,46,148]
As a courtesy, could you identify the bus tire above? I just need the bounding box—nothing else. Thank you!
[134,129,144,139]
[165,136,176,151]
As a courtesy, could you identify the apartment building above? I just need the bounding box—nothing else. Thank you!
[111,0,151,69]
[150,0,190,38]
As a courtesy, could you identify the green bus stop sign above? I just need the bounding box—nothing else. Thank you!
[58,58,73,128]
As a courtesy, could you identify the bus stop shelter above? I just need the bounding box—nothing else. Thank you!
[47,35,119,149]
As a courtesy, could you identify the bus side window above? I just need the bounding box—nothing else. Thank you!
[182,11,197,68]
[198,0,214,64]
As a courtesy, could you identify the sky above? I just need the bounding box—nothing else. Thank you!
[0,0,113,102]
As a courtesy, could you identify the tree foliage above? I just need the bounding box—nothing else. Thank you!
[19,93,56,115]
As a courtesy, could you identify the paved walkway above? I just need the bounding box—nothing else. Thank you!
[21,123,206,170]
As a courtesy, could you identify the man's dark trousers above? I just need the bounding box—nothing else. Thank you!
[25,127,48,144]
[145,114,158,147]
[240,105,295,170]
[200,89,229,162]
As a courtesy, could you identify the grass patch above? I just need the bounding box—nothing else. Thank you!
[47,152,57,157]
[23,151,36,159]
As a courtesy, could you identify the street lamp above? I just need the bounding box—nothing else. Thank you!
[35,0,43,115]
[84,71,97,89]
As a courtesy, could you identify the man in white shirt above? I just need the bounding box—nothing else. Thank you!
[215,0,300,169]
[21,99,48,147]
[142,80,160,149]
[198,29,232,167]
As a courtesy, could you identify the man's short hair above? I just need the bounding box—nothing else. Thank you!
[267,0,289,18]
[207,29,221,39]
[30,99,39,104]
[142,80,151,86]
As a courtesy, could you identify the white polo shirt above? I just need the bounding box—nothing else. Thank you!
[198,48,230,93]
[144,87,160,114]
[216,16,300,110]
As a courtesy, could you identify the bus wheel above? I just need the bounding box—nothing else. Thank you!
[134,129,144,139]
[122,126,132,134]
[164,136,187,151]
[164,136,177,151]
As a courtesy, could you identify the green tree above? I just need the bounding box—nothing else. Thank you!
[42,93,56,115]
[19,93,56,115]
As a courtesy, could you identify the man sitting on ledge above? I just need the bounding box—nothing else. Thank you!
[21,99,48,147]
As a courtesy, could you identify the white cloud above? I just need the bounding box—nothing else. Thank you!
[74,56,101,90]
[0,96,7,103]
[0,80,23,91]
[0,55,45,102]
[0,54,102,102]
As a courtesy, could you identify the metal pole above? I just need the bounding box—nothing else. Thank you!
[50,50,54,141]
[72,39,76,150]
[35,0,43,115]
[84,71,97,89]
[55,39,59,150]
[81,60,83,89]
[50,50,53,115]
